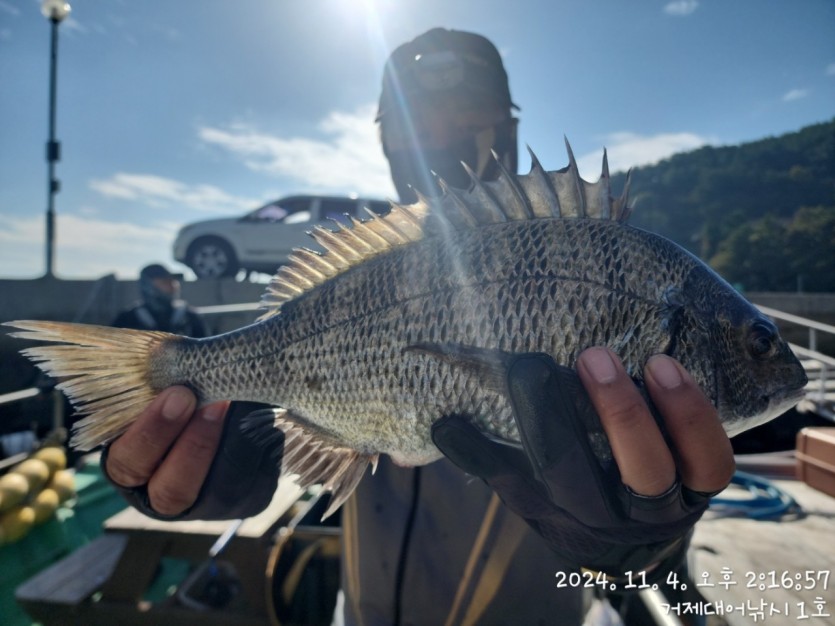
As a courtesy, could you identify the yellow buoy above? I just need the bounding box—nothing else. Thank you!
[32,446,68,476]
[0,473,30,513]
[31,489,61,524]
[47,470,76,503]
[0,505,36,545]
[15,458,52,492]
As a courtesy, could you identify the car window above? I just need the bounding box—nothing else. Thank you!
[280,198,313,215]
[241,197,389,227]
[320,199,360,225]
[253,203,288,221]
[251,198,312,222]
[283,210,312,225]
[364,200,392,216]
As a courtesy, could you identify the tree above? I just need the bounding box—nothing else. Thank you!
[785,205,835,292]
[612,118,835,291]
[710,215,794,291]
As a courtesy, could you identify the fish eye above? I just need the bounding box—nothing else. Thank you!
[748,321,778,360]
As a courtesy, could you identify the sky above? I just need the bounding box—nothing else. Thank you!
[0,0,833,280]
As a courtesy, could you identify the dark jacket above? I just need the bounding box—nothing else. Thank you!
[112,302,207,337]
[340,458,587,625]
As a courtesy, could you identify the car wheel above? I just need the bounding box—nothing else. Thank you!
[187,237,239,279]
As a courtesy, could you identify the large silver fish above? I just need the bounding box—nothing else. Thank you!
[6,143,808,516]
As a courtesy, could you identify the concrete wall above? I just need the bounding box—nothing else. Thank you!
[0,276,266,436]
[0,276,264,397]
[2,278,834,329]
[0,275,265,331]
[746,292,835,320]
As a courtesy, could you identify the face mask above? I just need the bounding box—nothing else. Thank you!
[387,137,478,203]
[140,277,177,313]
[384,118,517,204]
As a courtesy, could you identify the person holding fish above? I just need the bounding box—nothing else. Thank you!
[12,27,805,625]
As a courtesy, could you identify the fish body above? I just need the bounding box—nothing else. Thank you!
[6,145,808,515]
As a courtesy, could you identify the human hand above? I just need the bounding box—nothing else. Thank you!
[431,347,735,576]
[102,388,280,520]
[575,347,734,502]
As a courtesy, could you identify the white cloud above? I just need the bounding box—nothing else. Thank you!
[664,0,699,16]
[61,17,87,36]
[0,1,20,16]
[56,104,395,280]
[198,104,396,198]
[576,131,712,177]
[782,88,809,102]
[0,213,181,279]
[89,173,259,214]
[827,63,835,76]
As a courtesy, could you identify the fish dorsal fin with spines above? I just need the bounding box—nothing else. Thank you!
[259,140,633,319]
[259,203,430,319]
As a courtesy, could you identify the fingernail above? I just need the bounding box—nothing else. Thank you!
[580,347,618,383]
[647,355,683,390]
[201,402,226,423]
[162,389,193,421]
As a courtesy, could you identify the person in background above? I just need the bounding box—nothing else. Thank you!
[113,263,207,337]
[100,29,734,625]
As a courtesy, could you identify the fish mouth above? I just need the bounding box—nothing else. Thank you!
[776,385,807,404]
[764,384,807,417]
[723,382,808,438]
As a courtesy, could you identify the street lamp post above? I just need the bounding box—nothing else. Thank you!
[41,0,71,278]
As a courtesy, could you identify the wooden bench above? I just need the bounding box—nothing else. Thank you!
[15,533,128,624]
[15,479,304,626]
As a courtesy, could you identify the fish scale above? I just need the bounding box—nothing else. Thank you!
[6,145,808,518]
[171,218,707,463]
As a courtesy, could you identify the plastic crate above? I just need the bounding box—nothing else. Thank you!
[796,427,835,498]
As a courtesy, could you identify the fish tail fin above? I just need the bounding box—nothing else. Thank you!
[4,320,182,451]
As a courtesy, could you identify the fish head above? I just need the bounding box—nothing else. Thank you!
[672,266,808,437]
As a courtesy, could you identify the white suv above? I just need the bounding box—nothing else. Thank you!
[173,195,391,278]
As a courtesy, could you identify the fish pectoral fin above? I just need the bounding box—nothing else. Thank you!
[480,431,524,449]
[405,342,531,396]
[242,408,376,520]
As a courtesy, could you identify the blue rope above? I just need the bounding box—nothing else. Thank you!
[708,470,800,519]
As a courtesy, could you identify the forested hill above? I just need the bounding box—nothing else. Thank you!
[610,119,834,292]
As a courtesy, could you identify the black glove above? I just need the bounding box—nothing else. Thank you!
[101,401,281,521]
[431,353,712,580]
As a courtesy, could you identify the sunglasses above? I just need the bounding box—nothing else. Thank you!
[381,49,515,116]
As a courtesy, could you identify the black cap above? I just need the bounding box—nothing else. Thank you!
[140,264,182,281]
[378,28,517,120]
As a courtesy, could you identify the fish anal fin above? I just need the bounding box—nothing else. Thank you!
[244,408,375,519]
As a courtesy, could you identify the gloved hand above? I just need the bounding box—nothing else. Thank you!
[431,348,734,580]
[102,397,281,521]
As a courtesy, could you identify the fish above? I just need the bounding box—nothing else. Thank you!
[5,142,808,517]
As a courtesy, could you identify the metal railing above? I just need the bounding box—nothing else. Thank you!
[194,302,261,316]
[0,387,41,405]
[757,305,835,421]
